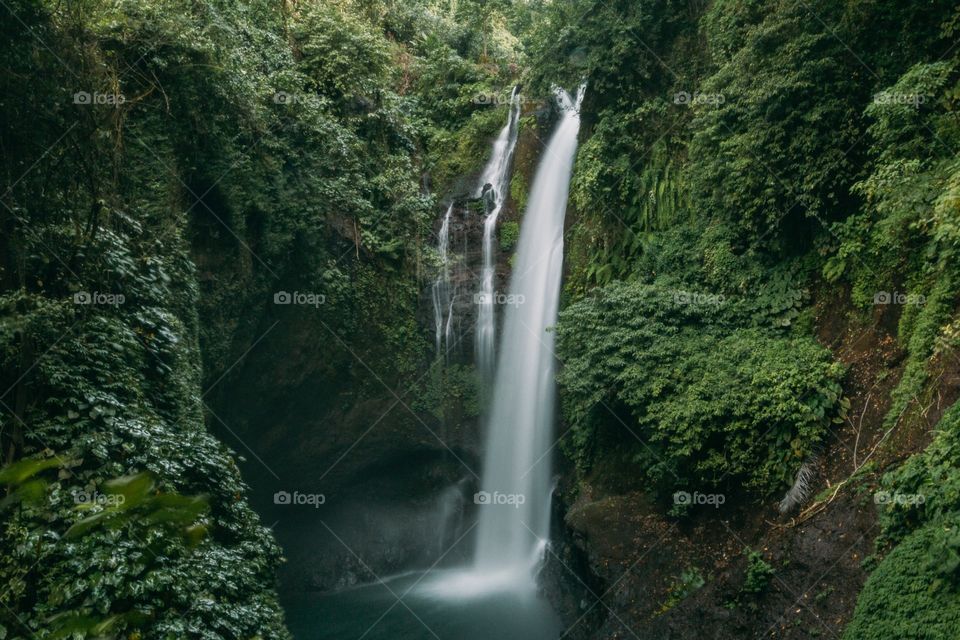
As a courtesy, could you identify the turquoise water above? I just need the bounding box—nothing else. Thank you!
[284,571,563,640]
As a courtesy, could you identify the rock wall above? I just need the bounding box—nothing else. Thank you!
[201,97,554,594]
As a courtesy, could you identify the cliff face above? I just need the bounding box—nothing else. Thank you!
[1,0,540,634]
[540,289,960,640]
[200,99,552,593]
[521,2,960,638]
[0,3,306,637]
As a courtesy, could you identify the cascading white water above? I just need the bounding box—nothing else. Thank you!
[300,88,579,640]
[472,85,584,584]
[431,204,454,358]
[419,86,582,603]
[475,87,521,383]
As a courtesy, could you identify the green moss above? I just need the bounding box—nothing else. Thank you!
[413,363,482,422]
[555,280,846,497]
[660,567,705,613]
[844,523,960,640]
[429,106,512,195]
[500,220,520,251]
[741,550,775,596]
[509,167,529,212]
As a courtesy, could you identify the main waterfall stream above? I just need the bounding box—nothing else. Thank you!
[472,84,583,580]
[286,86,583,639]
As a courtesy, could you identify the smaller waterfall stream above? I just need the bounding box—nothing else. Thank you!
[431,204,454,358]
[475,87,521,383]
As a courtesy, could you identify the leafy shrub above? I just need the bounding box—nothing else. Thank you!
[688,0,864,250]
[820,56,960,437]
[295,3,392,103]
[875,403,960,548]
[555,281,845,497]
[843,523,960,640]
[844,403,960,637]
[499,221,520,251]
[741,550,775,596]
[0,277,289,640]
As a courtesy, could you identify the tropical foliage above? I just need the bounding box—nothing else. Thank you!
[0,0,523,636]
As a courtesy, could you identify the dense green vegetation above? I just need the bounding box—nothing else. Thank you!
[842,522,960,639]
[532,0,960,636]
[556,281,845,498]
[845,403,960,639]
[2,0,959,638]
[0,0,523,637]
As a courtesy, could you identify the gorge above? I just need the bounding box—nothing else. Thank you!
[2,2,960,640]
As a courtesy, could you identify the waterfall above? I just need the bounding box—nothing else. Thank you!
[475,86,521,383]
[444,294,457,358]
[419,86,582,602]
[431,204,454,358]
[472,85,583,584]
